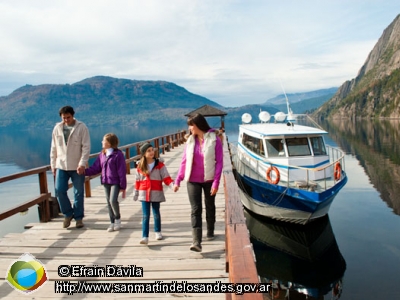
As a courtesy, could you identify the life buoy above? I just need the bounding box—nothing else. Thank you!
[334,162,341,181]
[266,166,280,185]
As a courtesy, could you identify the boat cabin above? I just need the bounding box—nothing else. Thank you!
[241,131,327,158]
[238,122,332,182]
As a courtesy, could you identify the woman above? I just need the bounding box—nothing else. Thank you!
[173,114,223,252]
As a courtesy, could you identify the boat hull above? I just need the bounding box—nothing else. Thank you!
[245,210,346,298]
[235,170,348,225]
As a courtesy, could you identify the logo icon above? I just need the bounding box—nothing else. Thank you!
[6,253,48,294]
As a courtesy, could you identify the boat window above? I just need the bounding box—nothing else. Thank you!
[265,139,285,157]
[242,133,265,156]
[310,136,327,155]
[286,137,311,156]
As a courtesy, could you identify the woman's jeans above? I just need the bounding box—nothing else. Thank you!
[186,181,216,232]
[141,202,161,238]
[103,184,121,223]
[55,169,85,220]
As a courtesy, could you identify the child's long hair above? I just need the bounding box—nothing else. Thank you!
[102,133,119,154]
[137,148,153,175]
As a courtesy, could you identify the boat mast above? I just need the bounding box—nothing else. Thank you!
[280,82,295,121]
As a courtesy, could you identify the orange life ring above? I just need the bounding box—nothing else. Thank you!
[266,166,280,185]
[334,162,341,181]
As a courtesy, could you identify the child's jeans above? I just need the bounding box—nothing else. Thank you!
[141,202,161,237]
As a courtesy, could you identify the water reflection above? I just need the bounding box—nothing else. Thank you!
[319,119,400,215]
[244,209,346,299]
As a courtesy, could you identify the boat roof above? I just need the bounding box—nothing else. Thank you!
[239,123,327,137]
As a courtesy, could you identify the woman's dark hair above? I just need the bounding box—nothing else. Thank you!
[187,113,211,132]
[59,106,75,116]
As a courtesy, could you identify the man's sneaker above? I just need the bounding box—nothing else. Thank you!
[190,243,202,252]
[107,224,114,232]
[114,219,121,231]
[63,216,73,228]
[76,220,84,228]
[140,237,149,245]
[155,232,163,240]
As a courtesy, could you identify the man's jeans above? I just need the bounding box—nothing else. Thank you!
[55,169,85,220]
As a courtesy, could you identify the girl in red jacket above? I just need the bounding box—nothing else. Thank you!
[133,142,173,244]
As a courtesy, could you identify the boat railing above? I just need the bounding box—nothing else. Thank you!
[230,143,346,192]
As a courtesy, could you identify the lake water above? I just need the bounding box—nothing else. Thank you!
[0,118,400,299]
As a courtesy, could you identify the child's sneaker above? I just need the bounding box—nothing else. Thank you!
[114,219,121,231]
[140,237,148,244]
[155,232,163,240]
[107,224,114,232]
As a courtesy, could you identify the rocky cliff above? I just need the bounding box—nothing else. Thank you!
[313,14,400,119]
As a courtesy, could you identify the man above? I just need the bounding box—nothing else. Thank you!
[50,106,91,228]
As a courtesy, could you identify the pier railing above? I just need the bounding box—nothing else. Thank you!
[0,130,187,222]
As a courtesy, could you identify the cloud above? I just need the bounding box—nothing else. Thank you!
[0,0,399,107]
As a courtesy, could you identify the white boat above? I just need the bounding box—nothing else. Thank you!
[230,110,347,225]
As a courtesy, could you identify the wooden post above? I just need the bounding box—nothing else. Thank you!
[125,148,131,174]
[166,136,171,151]
[154,139,159,158]
[171,134,175,149]
[38,171,50,222]
[85,180,92,197]
[161,137,165,154]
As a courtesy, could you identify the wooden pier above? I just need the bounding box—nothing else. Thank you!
[0,133,262,299]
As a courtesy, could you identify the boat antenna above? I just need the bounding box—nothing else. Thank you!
[280,81,293,116]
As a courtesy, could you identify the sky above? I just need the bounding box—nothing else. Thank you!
[0,1,399,107]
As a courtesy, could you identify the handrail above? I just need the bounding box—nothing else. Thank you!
[235,144,345,172]
[231,143,346,192]
[0,166,51,184]
[0,129,187,222]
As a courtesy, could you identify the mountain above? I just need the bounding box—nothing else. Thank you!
[269,92,337,114]
[264,87,338,106]
[0,76,223,129]
[313,14,400,119]
[0,75,304,130]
